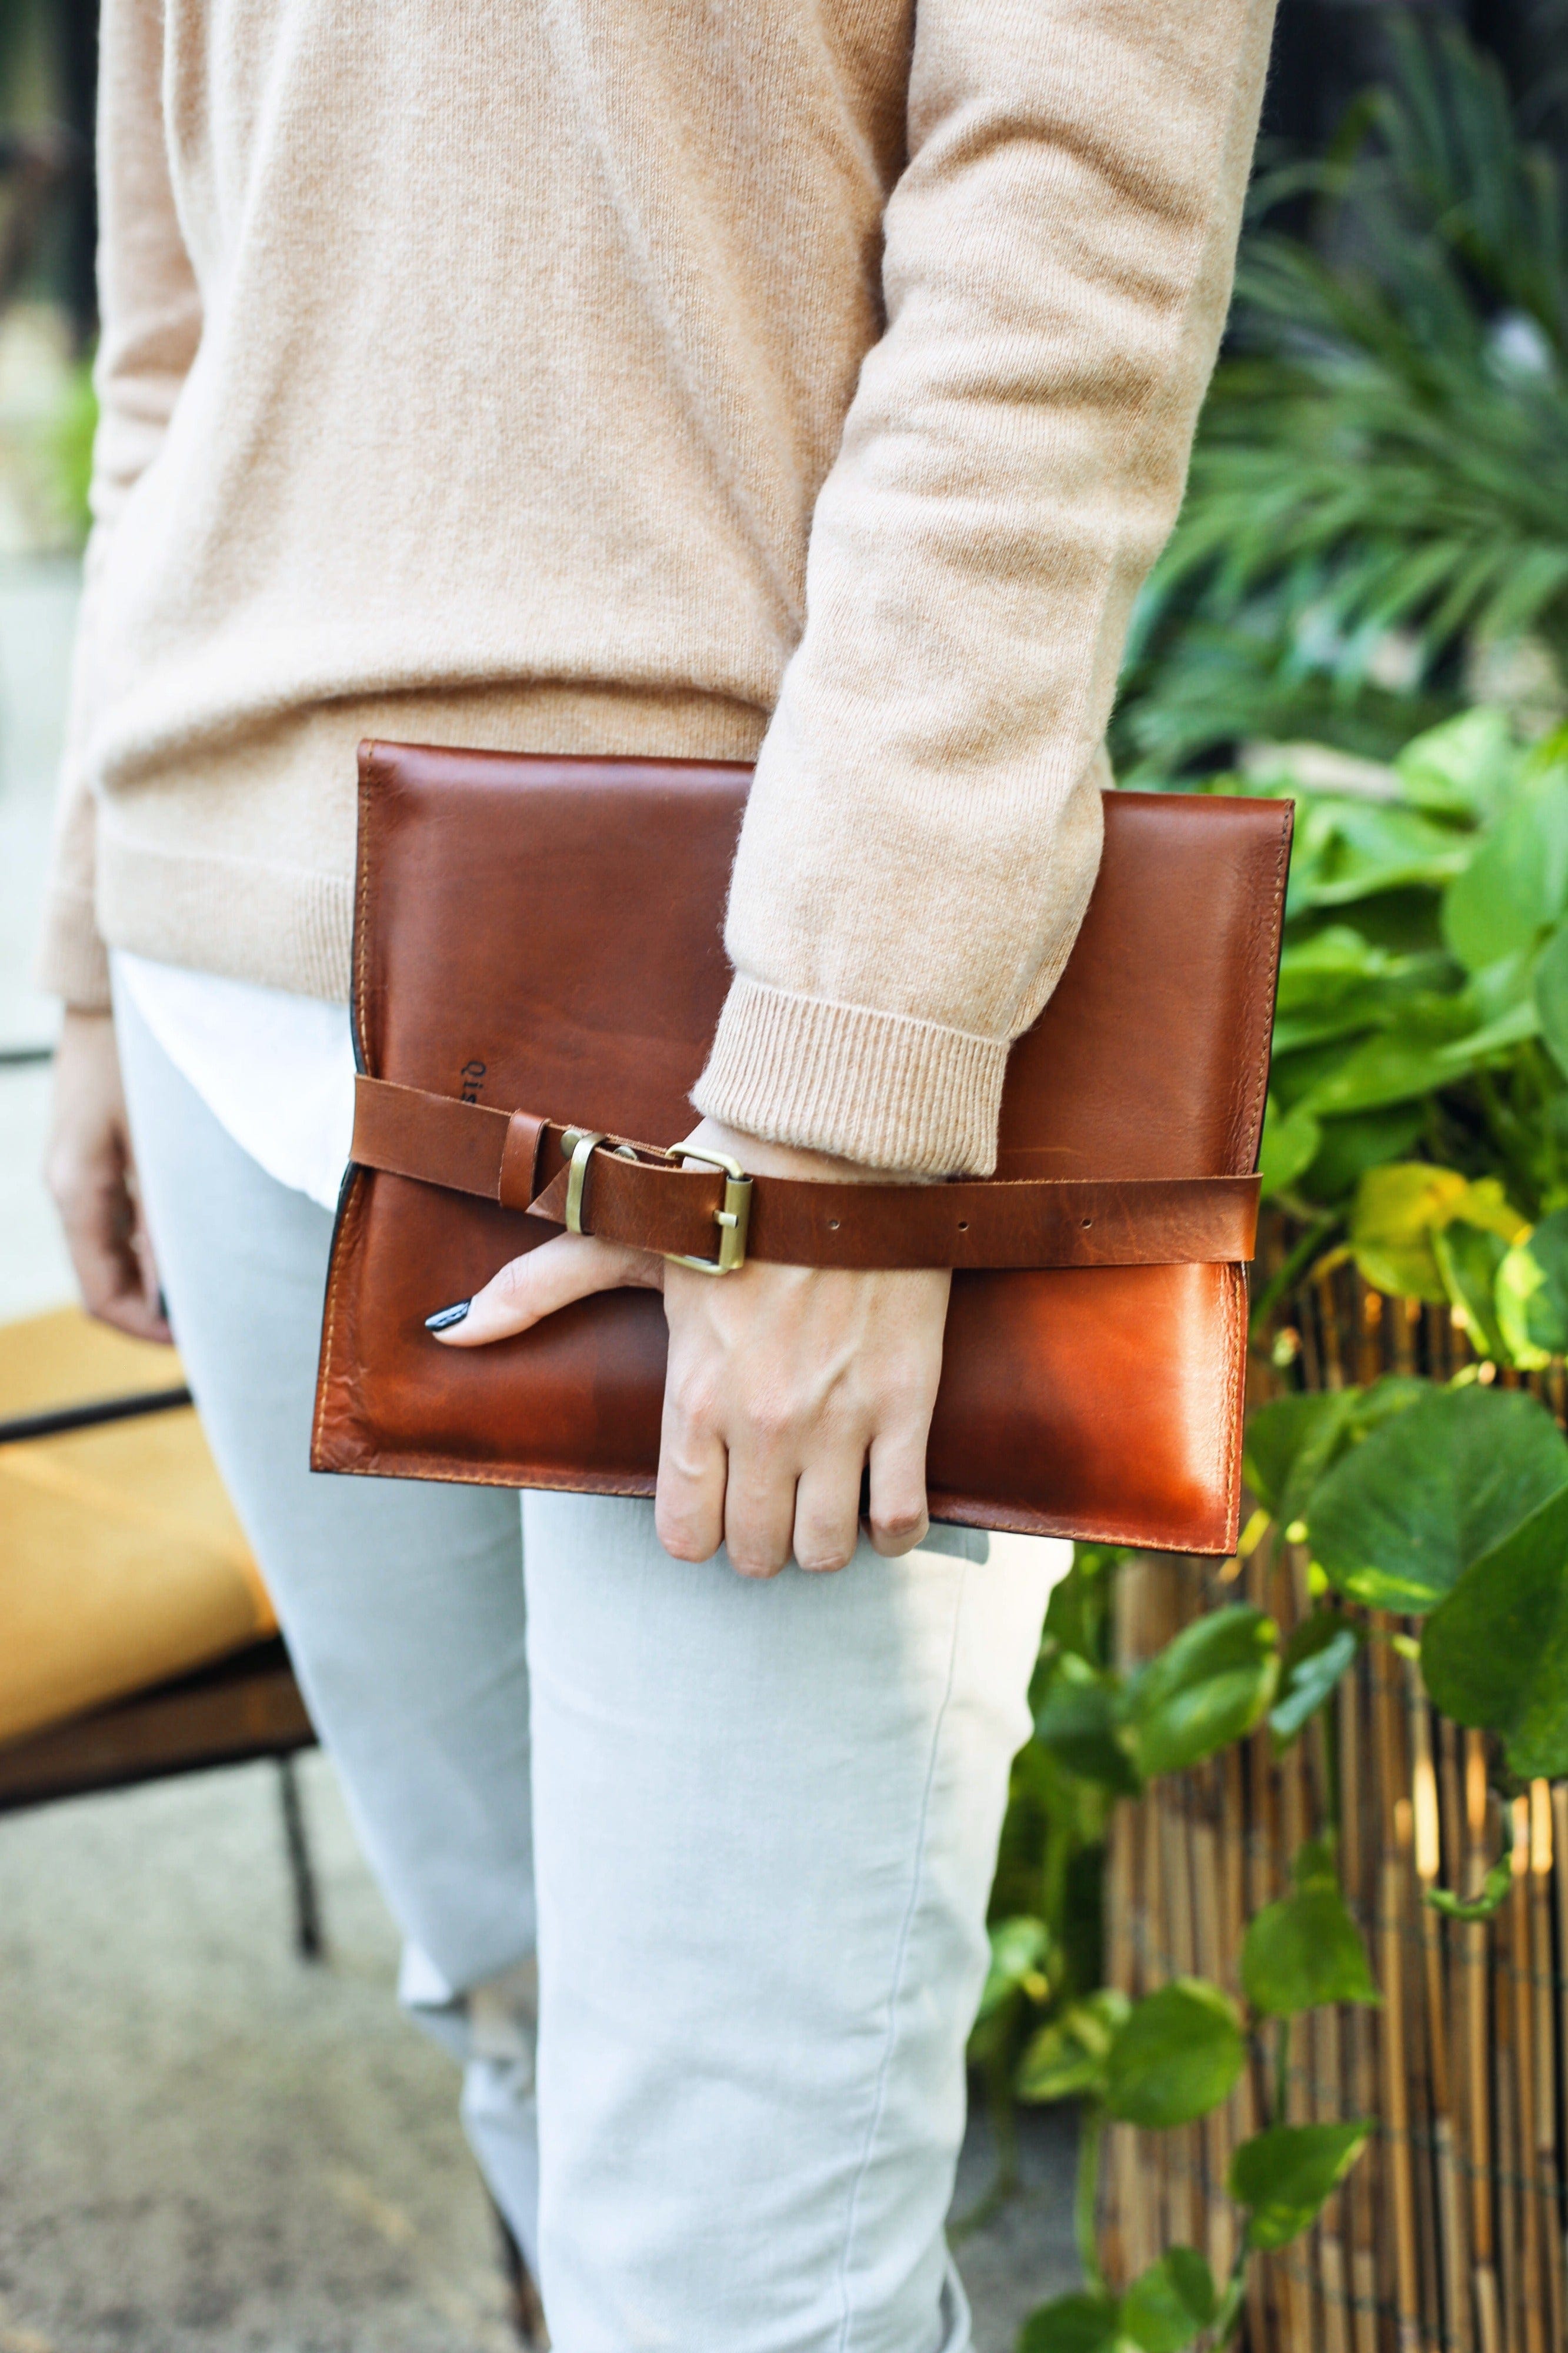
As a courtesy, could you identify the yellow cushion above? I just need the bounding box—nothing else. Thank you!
[0,1302,192,1421]
[0,1308,276,1748]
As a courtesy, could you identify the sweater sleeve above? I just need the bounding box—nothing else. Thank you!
[693,0,1277,1174]
[35,0,202,1010]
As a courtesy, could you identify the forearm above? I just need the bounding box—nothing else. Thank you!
[697,0,1278,1175]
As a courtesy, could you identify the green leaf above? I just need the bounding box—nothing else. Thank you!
[1298,1025,1476,1119]
[1228,2122,1372,2250]
[1104,1980,1247,2130]
[1442,771,1568,973]
[1351,1372,1430,1436]
[1435,988,1540,1064]
[1535,920,1568,1080]
[1269,1609,1364,1743]
[1348,1164,1526,1302]
[1290,1837,1339,1894]
[1269,936,1450,1058]
[1034,1656,1142,1794]
[1295,1104,1426,1207]
[1119,2249,1217,2353]
[1120,1607,1280,1780]
[1430,1221,1511,1362]
[1292,801,1472,910]
[1275,923,1400,1007]
[1241,1855,1379,2017]
[1244,1392,1361,1526]
[1426,1852,1513,1922]
[1396,706,1520,820]
[1016,1989,1132,2105]
[976,1917,1052,2025]
[1307,1384,1568,1613]
[1259,1094,1323,1200]
[1496,1209,1568,1368]
[1347,1162,1469,1301]
[1421,1483,1568,1781]
[1017,2292,1123,2353]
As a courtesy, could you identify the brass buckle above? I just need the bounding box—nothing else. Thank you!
[560,1131,749,1274]
[664,1144,752,1275]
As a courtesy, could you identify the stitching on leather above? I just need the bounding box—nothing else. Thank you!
[1238,811,1291,1168]
[1217,1264,1244,1552]
[322,1438,1236,1547]
[312,1169,363,1464]
[314,751,383,1469]
[354,746,378,1072]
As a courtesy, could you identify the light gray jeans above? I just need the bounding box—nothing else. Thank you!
[116,989,1062,2353]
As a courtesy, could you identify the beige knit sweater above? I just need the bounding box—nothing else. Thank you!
[41,0,1276,1175]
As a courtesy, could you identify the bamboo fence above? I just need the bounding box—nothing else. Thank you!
[1103,1251,1568,2352]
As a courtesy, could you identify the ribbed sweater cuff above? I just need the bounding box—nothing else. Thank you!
[692,976,1006,1176]
[35,888,112,1012]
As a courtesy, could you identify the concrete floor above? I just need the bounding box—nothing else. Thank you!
[0,1755,1078,2353]
[0,558,1080,2350]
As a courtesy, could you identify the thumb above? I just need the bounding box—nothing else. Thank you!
[427,1231,662,1347]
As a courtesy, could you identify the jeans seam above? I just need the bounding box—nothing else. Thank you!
[833,1562,969,2353]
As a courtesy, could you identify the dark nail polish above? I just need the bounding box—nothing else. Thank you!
[424,1299,471,1332]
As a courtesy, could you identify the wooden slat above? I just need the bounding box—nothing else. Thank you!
[0,1641,314,1812]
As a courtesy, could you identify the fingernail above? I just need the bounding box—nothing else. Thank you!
[424,1299,471,1332]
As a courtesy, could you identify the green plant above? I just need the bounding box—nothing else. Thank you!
[1220,705,1568,1359]
[970,1548,1123,2216]
[1005,1363,1568,2350]
[985,706,1568,2341]
[1001,1517,1377,2348]
[993,28,1568,2335]
[1115,16,1568,781]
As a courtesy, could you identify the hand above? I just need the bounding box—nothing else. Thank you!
[429,1117,950,1577]
[45,1008,172,1345]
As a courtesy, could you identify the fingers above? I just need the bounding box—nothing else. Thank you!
[127,1174,174,1344]
[46,1010,173,1346]
[66,1176,169,1342]
[655,1349,729,1565]
[866,1417,932,1558]
[722,1434,799,1579]
[429,1232,660,1346]
[791,1444,867,1575]
[652,1261,947,1579]
[50,1146,172,1345]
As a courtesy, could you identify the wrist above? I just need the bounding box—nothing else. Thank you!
[683,1115,923,1187]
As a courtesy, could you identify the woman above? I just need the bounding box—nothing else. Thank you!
[44,2,1275,2343]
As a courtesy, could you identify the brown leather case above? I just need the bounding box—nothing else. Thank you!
[312,744,1291,1553]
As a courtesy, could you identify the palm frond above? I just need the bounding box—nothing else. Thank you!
[1117,11,1568,775]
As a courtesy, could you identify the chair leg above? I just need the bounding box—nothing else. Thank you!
[276,1753,325,1961]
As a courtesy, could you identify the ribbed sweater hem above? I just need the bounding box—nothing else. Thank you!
[92,834,356,1001]
[42,681,770,1008]
[693,977,1006,1176]
[37,887,112,1011]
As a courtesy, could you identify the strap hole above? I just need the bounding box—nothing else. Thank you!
[958,1219,969,1230]
[1082,1217,1093,1228]
[829,1219,840,1230]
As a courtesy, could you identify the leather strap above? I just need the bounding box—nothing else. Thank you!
[350,1075,1259,1269]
